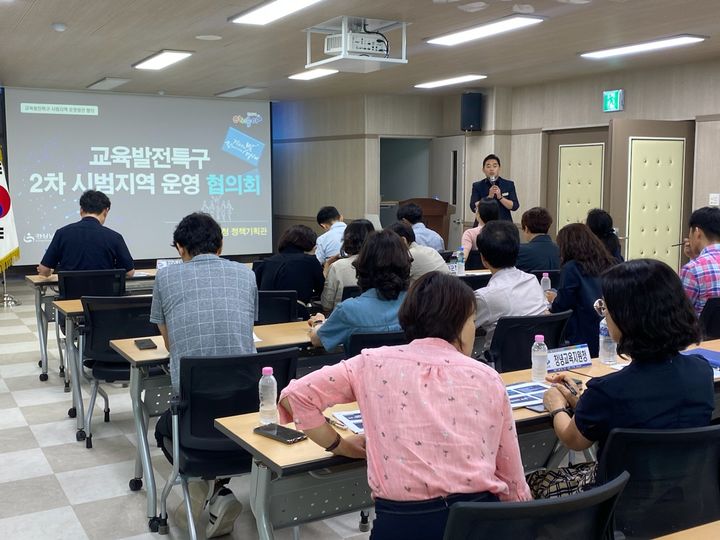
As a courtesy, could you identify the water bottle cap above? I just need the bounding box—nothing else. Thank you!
[534,334,544,342]
[542,272,549,277]
[262,367,273,376]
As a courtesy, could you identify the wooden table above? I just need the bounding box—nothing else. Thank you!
[654,520,720,539]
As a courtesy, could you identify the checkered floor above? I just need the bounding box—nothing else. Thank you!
[0,276,371,540]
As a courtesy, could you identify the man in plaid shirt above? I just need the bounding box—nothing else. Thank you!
[680,207,720,315]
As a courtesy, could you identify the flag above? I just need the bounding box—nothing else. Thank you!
[0,148,20,272]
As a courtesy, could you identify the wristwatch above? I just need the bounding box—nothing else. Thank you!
[550,407,572,418]
[324,432,342,452]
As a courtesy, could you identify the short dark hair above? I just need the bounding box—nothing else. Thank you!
[79,190,111,214]
[341,219,375,256]
[397,203,423,225]
[278,224,317,252]
[477,198,499,225]
[386,221,415,244]
[483,154,501,167]
[316,206,340,226]
[399,272,476,349]
[557,223,615,276]
[521,207,553,234]
[586,208,621,258]
[602,259,700,362]
[477,221,519,269]
[173,212,223,257]
[688,206,720,241]
[353,230,411,300]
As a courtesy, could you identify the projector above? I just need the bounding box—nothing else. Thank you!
[324,31,388,56]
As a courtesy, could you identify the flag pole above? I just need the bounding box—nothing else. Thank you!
[1,268,20,307]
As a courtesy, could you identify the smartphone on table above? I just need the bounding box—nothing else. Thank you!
[253,423,307,444]
[134,338,158,350]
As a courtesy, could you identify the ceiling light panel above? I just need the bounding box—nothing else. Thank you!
[288,68,338,80]
[581,35,706,59]
[231,0,324,26]
[428,15,544,46]
[415,74,487,88]
[86,77,131,91]
[133,50,193,70]
[215,87,264,98]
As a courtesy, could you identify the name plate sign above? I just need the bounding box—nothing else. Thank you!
[547,344,592,372]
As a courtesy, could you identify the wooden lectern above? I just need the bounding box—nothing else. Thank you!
[399,198,453,248]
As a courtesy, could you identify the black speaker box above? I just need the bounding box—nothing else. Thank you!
[461,92,483,132]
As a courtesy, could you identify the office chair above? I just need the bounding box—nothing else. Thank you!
[458,273,492,290]
[699,297,720,339]
[465,250,484,271]
[596,425,720,539]
[443,471,629,540]
[80,295,159,448]
[485,310,572,373]
[346,331,408,358]
[257,290,299,325]
[340,285,362,301]
[156,348,298,540]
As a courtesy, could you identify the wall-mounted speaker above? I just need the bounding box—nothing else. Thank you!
[461,92,483,132]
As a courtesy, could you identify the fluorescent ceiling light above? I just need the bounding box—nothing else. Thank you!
[428,15,543,46]
[215,87,264,98]
[581,35,705,59]
[86,77,131,91]
[231,0,324,26]
[133,50,193,70]
[288,68,338,80]
[415,74,487,89]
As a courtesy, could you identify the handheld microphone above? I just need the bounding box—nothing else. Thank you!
[488,175,497,184]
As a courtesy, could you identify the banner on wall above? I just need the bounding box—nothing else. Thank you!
[0,148,20,272]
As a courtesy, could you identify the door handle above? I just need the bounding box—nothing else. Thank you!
[452,219,463,224]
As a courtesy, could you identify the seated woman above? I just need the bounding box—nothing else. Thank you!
[586,208,624,262]
[320,219,375,312]
[535,259,714,497]
[547,223,616,357]
[254,224,324,305]
[280,272,531,540]
[308,229,410,351]
[461,197,499,261]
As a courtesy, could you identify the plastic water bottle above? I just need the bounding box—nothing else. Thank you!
[456,246,466,276]
[598,318,617,365]
[258,367,279,425]
[540,272,551,292]
[448,253,458,275]
[531,334,548,382]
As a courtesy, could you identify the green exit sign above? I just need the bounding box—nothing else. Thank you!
[603,89,624,112]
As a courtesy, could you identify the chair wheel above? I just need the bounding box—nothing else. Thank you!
[104,409,110,422]
[129,478,143,491]
[76,430,86,442]
[85,435,93,449]
[359,522,371,532]
[59,367,65,376]
[68,407,76,418]
[64,383,71,393]
[38,360,43,367]
[148,516,160,533]
[39,373,48,382]
[359,510,370,532]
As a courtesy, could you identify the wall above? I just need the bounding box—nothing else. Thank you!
[379,138,431,202]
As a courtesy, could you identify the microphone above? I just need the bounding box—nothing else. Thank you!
[488,175,497,185]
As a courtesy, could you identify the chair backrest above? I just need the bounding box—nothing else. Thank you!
[58,269,126,300]
[257,290,298,325]
[458,273,492,290]
[438,250,454,262]
[596,426,720,539]
[443,471,630,540]
[486,310,572,373]
[529,269,561,289]
[465,250,485,271]
[340,285,361,301]
[346,331,408,358]
[699,297,720,339]
[178,348,298,451]
[81,296,156,364]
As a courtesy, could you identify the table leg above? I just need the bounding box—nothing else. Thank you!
[252,463,275,540]
[130,365,158,524]
[35,287,49,381]
[66,316,86,438]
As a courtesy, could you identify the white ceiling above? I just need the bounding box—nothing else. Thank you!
[0,0,718,101]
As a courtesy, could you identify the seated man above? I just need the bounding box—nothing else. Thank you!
[387,221,450,283]
[516,207,560,272]
[315,206,346,265]
[475,221,547,353]
[37,189,134,277]
[151,212,257,538]
[461,198,499,260]
[397,202,445,251]
[680,206,720,315]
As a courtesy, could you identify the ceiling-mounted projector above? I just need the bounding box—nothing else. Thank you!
[324,32,389,57]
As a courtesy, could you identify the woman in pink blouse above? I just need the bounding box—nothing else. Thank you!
[279,272,531,540]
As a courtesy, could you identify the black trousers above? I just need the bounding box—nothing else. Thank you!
[370,491,499,540]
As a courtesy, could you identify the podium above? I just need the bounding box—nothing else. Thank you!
[398,198,454,248]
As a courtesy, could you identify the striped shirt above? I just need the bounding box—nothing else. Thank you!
[680,244,720,315]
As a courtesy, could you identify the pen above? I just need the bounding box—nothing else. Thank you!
[325,416,347,430]
[671,242,684,247]
[561,380,578,397]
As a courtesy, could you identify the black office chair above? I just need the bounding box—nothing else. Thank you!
[257,290,299,325]
[530,269,561,289]
[699,297,720,339]
[458,273,492,290]
[157,348,299,539]
[438,250,454,262]
[346,331,408,358]
[443,471,630,540]
[341,285,362,301]
[50,269,126,385]
[465,250,485,271]
[80,295,159,448]
[596,425,720,539]
[485,310,572,373]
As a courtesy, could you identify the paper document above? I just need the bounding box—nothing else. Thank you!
[253,332,261,343]
[134,271,150,277]
[332,410,364,434]
[505,382,551,409]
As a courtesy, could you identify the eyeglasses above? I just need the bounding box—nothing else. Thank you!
[593,298,607,317]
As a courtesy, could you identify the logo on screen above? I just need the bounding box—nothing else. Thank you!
[233,112,263,128]
[0,186,11,219]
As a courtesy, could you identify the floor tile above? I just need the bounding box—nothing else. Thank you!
[19,401,76,425]
[0,426,40,454]
[0,448,53,483]
[1,333,39,345]
[56,460,140,505]
[0,361,43,379]
[0,474,70,519]
[0,407,28,430]
[0,392,17,409]
[0,506,88,540]
[74,493,173,540]
[0,325,31,336]
[5,374,58,392]
[12,385,74,407]
[43,435,138,474]
[0,341,42,355]
[30,417,123,448]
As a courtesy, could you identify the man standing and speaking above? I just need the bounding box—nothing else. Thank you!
[469,154,520,223]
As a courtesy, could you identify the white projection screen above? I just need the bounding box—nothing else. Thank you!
[5,88,272,265]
